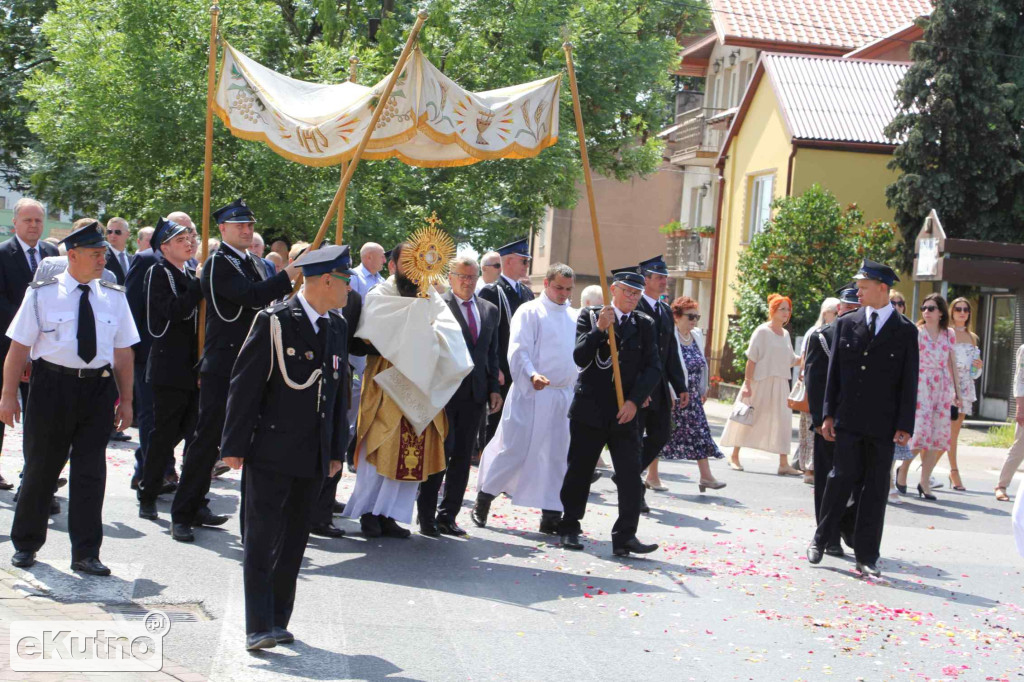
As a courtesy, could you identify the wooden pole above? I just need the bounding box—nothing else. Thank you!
[335,56,359,246]
[563,42,624,408]
[293,11,427,294]
[198,3,220,356]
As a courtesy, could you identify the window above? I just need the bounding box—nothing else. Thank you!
[747,174,774,240]
[741,61,753,88]
[688,187,705,229]
[711,75,723,114]
[729,70,740,107]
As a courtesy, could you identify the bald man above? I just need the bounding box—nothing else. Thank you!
[476,250,501,293]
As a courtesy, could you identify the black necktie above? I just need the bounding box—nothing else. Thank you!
[868,311,878,339]
[27,247,37,273]
[316,322,328,356]
[77,284,97,363]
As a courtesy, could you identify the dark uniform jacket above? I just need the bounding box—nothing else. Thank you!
[824,306,919,440]
[125,248,161,361]
[635,296,688,408]
[199,245,292,377]
[444,291,500,404]
[803,322,835,429]
[569,306,662,429]
[105,247,129,285]
[144,260,203,390]
[220,296,348,479]
[0,237,58,359]
[478,277,534,381]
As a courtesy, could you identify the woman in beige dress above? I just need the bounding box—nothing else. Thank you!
[722,294,803,475]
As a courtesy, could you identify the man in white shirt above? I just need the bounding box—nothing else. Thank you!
[2,220,139,575]
[344,242,386,467]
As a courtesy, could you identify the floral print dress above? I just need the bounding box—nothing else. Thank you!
[908,328,955,452]
[661,340,724,461]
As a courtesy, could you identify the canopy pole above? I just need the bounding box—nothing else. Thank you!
[335,56,360,246]
[293,11,427,294]
[563,42,624,408]
[198,3,220,356]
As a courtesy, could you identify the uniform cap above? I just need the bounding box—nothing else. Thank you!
[853,259,899,286]
[638,255,668,276]
[496,238,530,259]
[294,244,355,277]
[60,221,108,250]
[611,266,645,291]
[212,198,256,225]
[152,217,188,252]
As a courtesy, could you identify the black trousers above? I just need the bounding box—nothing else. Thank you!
[243,465,322,635]
[418,399,487,523]
[0,377,29,454]
[813,429,892,565]
[484,382,510,445]
[171,372,229,525]
[11,363,115,560]
[558,417,643,547]
[639,399,671,470]
[139,385,198,505]
[811,431,857,544]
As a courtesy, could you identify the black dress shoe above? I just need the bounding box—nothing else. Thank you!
[12,550,36,568]
[640,501,651,514]
[194,509,229,527]
[360,513,382,538]
[590,470,602,484]
[71,557,111,576]
[130,476,141,491]
[211,461,231,478]
[246,632,277,651]
[613,537,658,557]
[50,498,60,515]
[824,543,844,557]
[332,501,345,515]
[172,523,195,542]
[436,517,467,537]
[538,517,560,535]
[471,494,492,528]
[160,477,178,495]
[379,516,411,538]
[310,523,345,538]
[855,561,881,577]
[840,529,855,552]
[56,477,67,489]
[272,627,294,644]
[419,520,440,537]
[139,501,158,520]
[110,431,132,442]
[560,533,584,550]
[0,474,14,491]
[806,544,824,564]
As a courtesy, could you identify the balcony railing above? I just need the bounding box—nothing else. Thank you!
[668,108,725,164]
[667,234,714,274]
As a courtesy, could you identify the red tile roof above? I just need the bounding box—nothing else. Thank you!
[711,0,932,51]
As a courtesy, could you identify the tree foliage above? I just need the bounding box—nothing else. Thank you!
[886,0,1024,267]
[20,0,704,249]
[727,185,901,372]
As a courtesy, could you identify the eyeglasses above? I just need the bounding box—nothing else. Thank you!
[482,263,501,269]
[451,273,478,282]
[892,300,905,307]
[920,305,939,312]
[682,313,701,321]
[953,305,970,313]
[108,230,124,235]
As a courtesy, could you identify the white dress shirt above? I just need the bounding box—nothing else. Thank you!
[7,270,140,369]
[110,245,130,275]
[15,235,42,273]
[451,291,480,333]
[863,302,894,334]
[296,291,328,334]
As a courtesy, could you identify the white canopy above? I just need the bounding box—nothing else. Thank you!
[214,43,561,168]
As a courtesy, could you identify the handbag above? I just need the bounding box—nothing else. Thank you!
[788,379,809,413]
[951,404,959,421]
[729,401,756,426]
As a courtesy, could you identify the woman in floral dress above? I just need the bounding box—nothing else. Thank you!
[896,293,961,500]
[660,296,725,492]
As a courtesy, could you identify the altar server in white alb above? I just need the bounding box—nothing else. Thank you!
[472,264,578,534]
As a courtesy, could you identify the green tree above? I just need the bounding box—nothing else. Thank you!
[0,0,54,188]
[885,0,1024,267]
[727,185,901,372]
[20,0,705,249]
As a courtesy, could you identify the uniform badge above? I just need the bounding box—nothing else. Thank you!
[305,351,314,360]
[286,347,295,356]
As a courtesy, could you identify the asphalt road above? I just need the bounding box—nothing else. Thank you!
[0,414,1021,681]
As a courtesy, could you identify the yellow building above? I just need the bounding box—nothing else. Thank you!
[706,53,910,375]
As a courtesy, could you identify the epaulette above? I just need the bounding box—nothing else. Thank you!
[263,301,289,315]
[633,309,654,324]
[29,277,58,289]
[99,280,126,293]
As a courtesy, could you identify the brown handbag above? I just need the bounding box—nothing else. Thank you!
[788,379,809,413]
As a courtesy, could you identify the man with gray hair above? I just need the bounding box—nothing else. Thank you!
[475,250,501,293]
[473,263,577,533]
[136,226,154,253]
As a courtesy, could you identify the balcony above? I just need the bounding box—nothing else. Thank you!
[666,233,714,278]
[668,108,725,166]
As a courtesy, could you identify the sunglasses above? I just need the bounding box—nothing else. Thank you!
[482,263,501,269]
[892,300,905,307]
[920,305,939,312]
[682,313,701,321]
[329,273,351,283]
[953,306,970,313]
[108,230,124,235]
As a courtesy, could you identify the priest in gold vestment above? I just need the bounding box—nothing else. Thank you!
[343,244,473,537]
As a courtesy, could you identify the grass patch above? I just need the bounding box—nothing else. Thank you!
[979,423,1016,449]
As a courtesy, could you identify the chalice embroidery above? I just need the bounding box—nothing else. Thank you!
[476,109,495,145]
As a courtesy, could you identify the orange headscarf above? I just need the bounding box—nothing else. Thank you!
[767,293,792,318]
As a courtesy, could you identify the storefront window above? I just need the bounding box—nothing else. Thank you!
[983,295,1015,400]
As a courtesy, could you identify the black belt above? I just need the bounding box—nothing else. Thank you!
[36,359,112,378]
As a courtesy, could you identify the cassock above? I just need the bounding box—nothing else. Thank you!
[477,291,577,511]
[342,277,472,524]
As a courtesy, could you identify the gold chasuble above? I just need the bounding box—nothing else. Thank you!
[357,355,447,482]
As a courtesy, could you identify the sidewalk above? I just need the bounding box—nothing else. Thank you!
[0,567,206,681]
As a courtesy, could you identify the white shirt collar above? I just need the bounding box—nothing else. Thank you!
[864,302,894,330]
[642,293,660,310]
[612,305,631,323]
[541,290,567,308]
[109,245,125,256]
[59,269,96,295]
[501,274,521,289]
[15,234,40,255]
[220,242,248,260]
[452,290,475,305]
[296,291,327,333]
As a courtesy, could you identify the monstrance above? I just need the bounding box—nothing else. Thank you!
[399,212,456,297]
